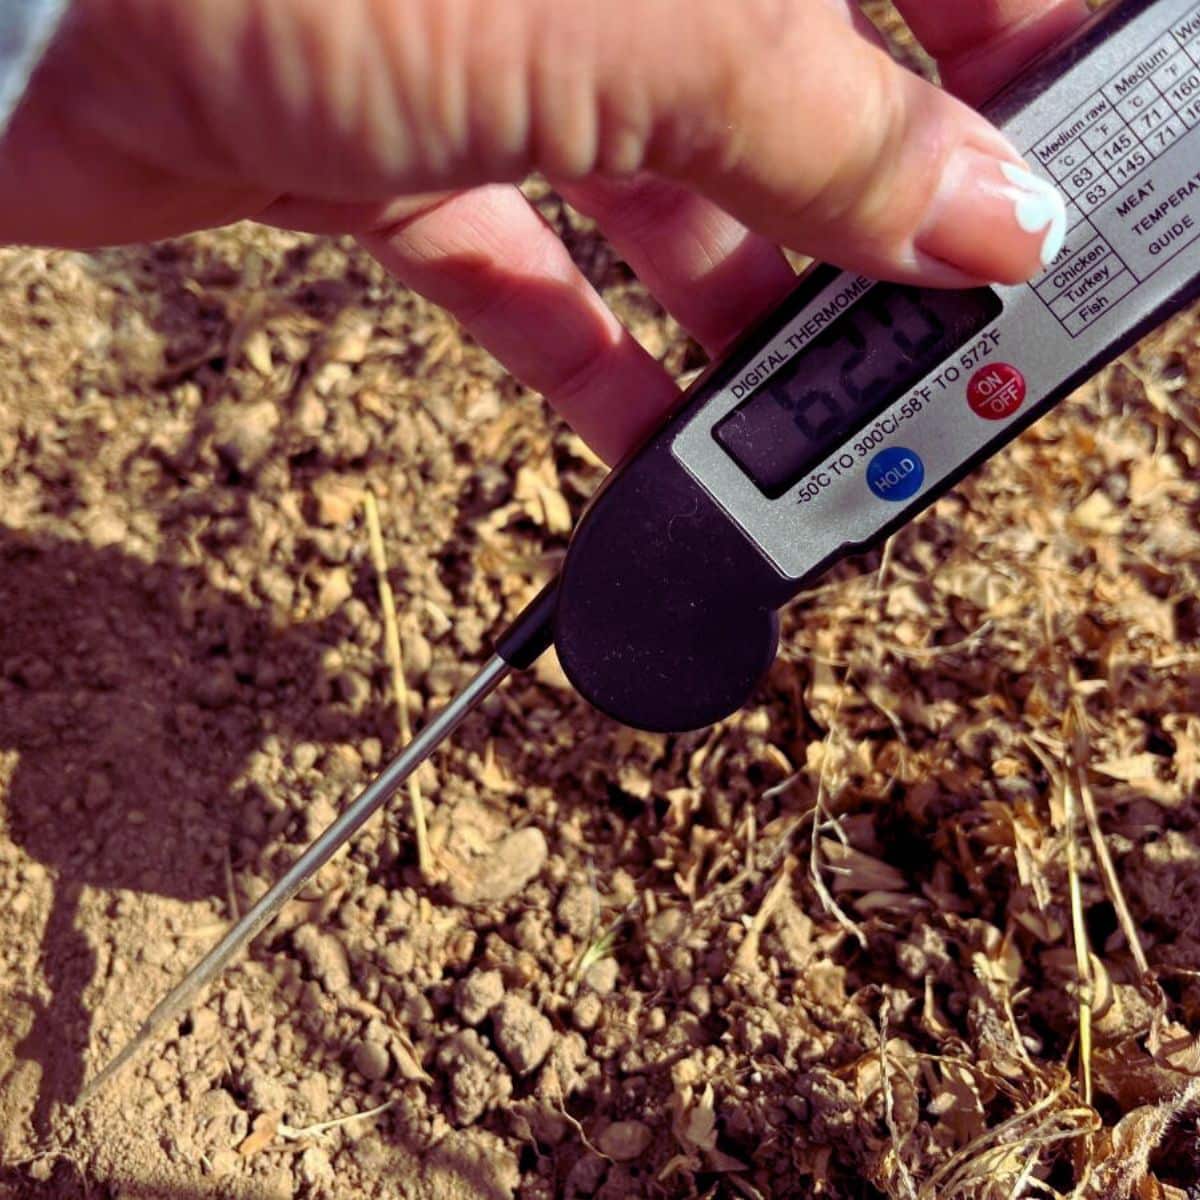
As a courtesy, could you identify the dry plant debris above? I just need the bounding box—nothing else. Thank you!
[362,486,430,877]
[0,9,1199,1198]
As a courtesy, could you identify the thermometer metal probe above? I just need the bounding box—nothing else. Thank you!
[81,0,1200,1100]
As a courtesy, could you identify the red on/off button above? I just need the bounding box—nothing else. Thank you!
[967,363,1025,420]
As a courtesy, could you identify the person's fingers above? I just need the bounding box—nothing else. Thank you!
[613,0,1067,286]
[393,0,1066,286]
[267,177,796,361]
[379,0,1067,285]
[355,184,679,466]
[894,0,1092,104]
[556,175,796,355]
[52,0,1067,287]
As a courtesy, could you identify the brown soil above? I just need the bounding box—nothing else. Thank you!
[3,18,1200,1200]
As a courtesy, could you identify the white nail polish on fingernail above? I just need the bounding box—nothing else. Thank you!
[999,163,1067,267]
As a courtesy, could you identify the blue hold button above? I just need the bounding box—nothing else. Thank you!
[867,447,924,502]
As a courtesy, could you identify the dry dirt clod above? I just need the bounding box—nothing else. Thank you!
[597,1119,653,1162]
[491,993,554,1076]
[313,566,354,618]
[582,956,618,996]
[455,967,505,1025]
[352,1038,391,1081]
[572,992,603,1033]
[422,1128,520,1200]
[436,1029,513,1126]
[207,1148,241,1177]
[243,1073,289,1114]
[379,937,415,977]
[299,794,339,842]
[294,390,328,438]
[291,742,320,772]
[83,509,128,548]
[556,882,599,938]
[296,1073,332,1120]
[312,476,365,526]
[298,1145,335,1190]
[446,826,548,905]
[212,398,280,474]
[334,669,372,713]
[292,924,352,994]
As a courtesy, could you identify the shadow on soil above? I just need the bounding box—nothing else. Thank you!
[0,524,408,1137]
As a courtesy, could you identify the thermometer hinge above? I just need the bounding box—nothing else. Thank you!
[553,439,790,733]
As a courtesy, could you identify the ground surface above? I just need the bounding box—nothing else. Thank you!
[2,12,1200,1200]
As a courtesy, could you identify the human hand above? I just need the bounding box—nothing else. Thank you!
[0,0,1088,463]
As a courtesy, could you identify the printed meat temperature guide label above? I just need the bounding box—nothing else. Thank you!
[1029,4,1200,336]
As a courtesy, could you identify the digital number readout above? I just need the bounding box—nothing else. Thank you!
[714,284,1002,497]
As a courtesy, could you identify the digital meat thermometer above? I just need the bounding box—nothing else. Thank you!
[82,0,1200,1099]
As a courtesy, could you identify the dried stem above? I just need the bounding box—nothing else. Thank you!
[878,1002,918,1200]
[1068,699,1151,978]
[1061,740,1094,1108]
[808,717,866,949]
[279,1096,398,1140]
[363,489,430,877]
[922,1074,1097,1199]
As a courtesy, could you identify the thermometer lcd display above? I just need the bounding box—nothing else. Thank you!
[714,283,1002,498]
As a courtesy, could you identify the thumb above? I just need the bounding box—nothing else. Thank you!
[597,1,1065,286]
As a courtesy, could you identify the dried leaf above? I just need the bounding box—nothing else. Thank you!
[392,1030,433,1084]
[676,1083,717,1152]
[820,839,907,894]
[238,1109,283,1158]
[1084,1080,1200,1199]
[242,329,274,376]
[1072,489,1123,533]
[1092,753,1161,782]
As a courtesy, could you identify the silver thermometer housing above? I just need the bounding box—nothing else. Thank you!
[552,0,1200,732]
[674,0,1200,579]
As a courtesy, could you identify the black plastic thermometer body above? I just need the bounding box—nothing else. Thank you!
[546,0,1200,732]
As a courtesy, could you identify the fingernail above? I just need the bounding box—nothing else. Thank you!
[916,147,1066,283]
